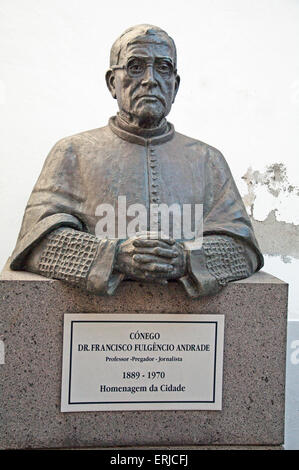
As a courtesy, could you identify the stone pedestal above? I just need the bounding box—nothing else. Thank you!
[0,264,287,449]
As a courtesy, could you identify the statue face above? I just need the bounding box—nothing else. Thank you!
[107,40,180,127]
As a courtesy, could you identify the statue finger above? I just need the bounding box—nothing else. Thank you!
[134,232,175,244]
[134,246,177,258]
[153,246,178,257]
[133,239,176,248]
[133,254,174,265]
[138,262,174,273]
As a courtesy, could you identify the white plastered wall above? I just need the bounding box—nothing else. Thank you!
[1,0,298,319]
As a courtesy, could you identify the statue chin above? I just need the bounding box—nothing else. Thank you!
[134,103,165,129]
[137,111,165,129]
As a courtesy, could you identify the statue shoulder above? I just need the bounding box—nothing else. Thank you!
[173,130,227,163]
[50,125,110,153]
[38,125,110,177]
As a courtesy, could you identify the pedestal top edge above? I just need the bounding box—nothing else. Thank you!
[0,259,288,285]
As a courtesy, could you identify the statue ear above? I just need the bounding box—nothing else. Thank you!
[105,69,117,99]
[172,74,180,103]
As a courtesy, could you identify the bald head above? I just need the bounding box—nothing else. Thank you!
[110,24,177,69]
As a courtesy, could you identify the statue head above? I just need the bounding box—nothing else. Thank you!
[106,24,180,128]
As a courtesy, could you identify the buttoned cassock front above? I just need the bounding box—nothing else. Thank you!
[10,117,263,297]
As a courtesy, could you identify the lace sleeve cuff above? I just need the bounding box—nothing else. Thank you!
[35,228,123,295]
[179,235,254,298]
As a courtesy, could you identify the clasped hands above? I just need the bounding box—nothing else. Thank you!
[115,232,186,283]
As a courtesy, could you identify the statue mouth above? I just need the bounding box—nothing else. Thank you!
[136,95,165,105]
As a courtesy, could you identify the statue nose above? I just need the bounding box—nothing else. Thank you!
[141,65,157,87]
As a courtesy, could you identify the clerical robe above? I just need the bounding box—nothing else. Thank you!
[10,117,263,297]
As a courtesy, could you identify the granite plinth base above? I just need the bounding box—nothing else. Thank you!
[0,265,287,449]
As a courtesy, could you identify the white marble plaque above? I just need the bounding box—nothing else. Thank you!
[61,314,224,411]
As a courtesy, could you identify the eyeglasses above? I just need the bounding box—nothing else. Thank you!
[111,57,176,79]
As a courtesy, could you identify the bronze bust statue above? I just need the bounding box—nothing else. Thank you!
[10,24,263,297]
